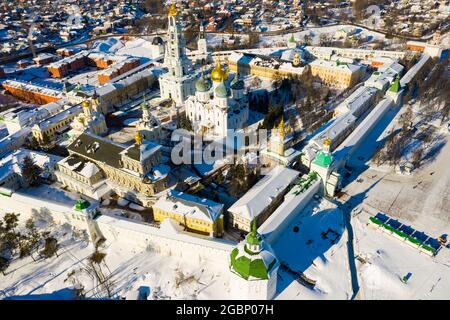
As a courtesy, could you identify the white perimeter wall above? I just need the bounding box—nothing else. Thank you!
[0,192,234,268]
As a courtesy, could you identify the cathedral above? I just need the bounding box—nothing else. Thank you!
[158,4,197,105]
[185,60,249,139]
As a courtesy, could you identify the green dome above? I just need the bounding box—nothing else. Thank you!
[313,150,333,168]
[141,101,150,110]
[215,82,229,98]
[289,34,296,43]
[74,199,90,211]
[195,76,212,92]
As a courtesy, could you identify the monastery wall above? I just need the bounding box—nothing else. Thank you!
[95,215,234,267]
[0,192,90,231]
[0,191,234,267]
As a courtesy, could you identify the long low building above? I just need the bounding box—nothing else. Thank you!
[309,59,364,89]
[258,172,321,243]
[332,96,394,170]
[228,51,305,79]
[305,46,407,61]
[334,85,379,117]
[152,190,224,237]
[2,80,63,105]
[228,166,300,232]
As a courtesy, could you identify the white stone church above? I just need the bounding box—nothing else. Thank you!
[185,60,249,139]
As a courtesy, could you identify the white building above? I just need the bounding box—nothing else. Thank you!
[185,62,249,139]
[158,4,197,105]
[0,128,31,158]
[228,166,300,232]
[0,148,62,190]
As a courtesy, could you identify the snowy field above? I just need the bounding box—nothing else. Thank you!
[0,210,235,300]
[274,199,352,300]
[353,210,450,300]
[339,103,450,299]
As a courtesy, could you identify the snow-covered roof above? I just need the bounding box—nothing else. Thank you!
[58,155,101,179]
[121,140,162,162]
[332,97,394,169]
[310,59,362,74]
[34,104,82,130]
[153,190,224,223]
[2,79,63,98]
[228,166,300,220]
[400,54,431,87]
[48,51,90,69]
[310,112,357,150]
[335,85,378,117]
[0,148,62,182]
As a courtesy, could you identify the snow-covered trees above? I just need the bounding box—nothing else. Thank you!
[41,234,59,258]
[21,155,42,187]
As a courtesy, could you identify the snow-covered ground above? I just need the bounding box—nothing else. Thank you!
[0,210,235,300]
[353,210,450,300]
[339,107,450,299]
[274,198,352,300]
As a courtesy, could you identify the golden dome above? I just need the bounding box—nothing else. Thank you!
[168,3,178,17]
[135,130,144,145]
[211,59,228,83]
[81,100,89,108]
[323,137,331,146]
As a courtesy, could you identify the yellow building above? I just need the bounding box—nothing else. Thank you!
[228,51,304,80]
[152,190,224,237]
[32,104,83,146]
[309,59,364,89]
[56,131,169,206]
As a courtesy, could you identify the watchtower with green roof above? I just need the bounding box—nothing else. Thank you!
[229,219,280,299]
[310,137,336,196]
[386,75,404,106]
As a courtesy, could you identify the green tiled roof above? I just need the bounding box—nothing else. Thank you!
[389,77,401,93]
[313,151,333,168]
[245,219,260,246]
[75,199,90,211]
[229,218,277,280]
[230,248,269,280]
